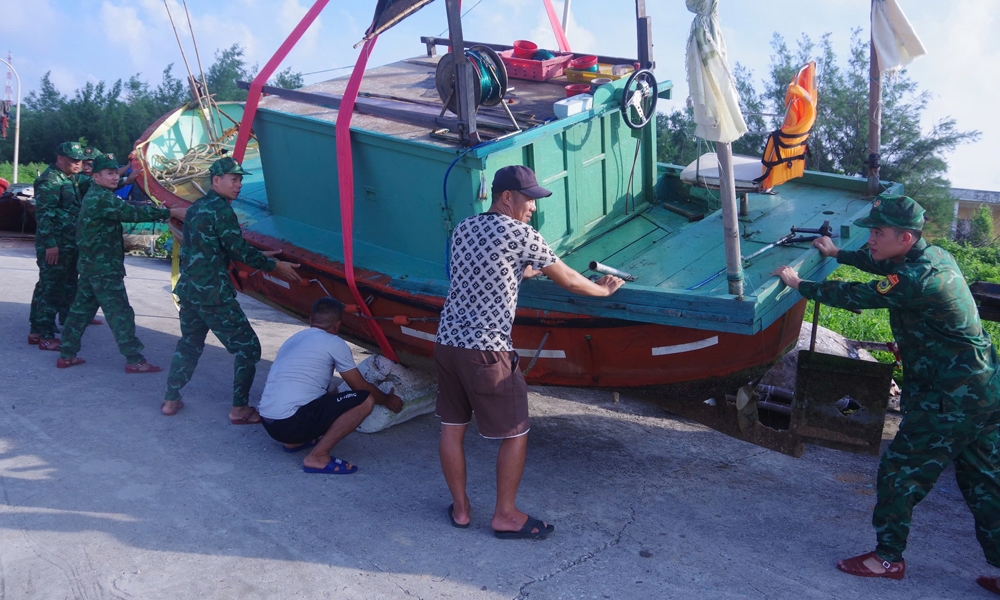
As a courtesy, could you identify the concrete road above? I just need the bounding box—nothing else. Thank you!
[0,237,995,599]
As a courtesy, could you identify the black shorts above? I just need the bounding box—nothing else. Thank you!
[261,390,370,445]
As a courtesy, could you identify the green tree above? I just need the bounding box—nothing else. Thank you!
[207,44,255,101]
[271,67,304,90]
[657,29,980,239]
[970,205,995,247]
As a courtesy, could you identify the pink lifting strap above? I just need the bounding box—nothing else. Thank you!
[541,0,572,52]
[335,37,400,362]
[233,0,330,162]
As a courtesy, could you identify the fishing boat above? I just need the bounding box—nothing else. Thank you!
[136,0,895,391]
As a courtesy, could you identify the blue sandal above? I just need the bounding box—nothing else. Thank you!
[303,457,357,474]
[493,516,553,540]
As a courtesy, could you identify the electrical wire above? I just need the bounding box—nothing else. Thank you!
[436,0,488,37]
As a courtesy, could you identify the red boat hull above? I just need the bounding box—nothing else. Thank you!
[230,232,805,388]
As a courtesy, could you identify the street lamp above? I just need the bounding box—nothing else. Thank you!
[0,56,20,184]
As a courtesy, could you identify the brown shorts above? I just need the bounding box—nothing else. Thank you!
[434,343,529,439]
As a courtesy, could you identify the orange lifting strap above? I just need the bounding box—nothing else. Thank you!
[756,62,817,190]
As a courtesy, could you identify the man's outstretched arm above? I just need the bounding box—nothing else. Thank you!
[540,259,624,297]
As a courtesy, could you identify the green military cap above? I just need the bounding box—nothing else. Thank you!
[91,153,121,172]
[82,146,102,161]
[56,141,87,160]
[854,194,926,231]
[208,156,251,177]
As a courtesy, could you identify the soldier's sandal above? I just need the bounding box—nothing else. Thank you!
[27,333,40,345]
[161,400,184,416]
[836,551,905,579]
[38,339,61,352]
[230,407,262,425]
[978,576,1000,596]
[56,357,86,369]
[126,361,162,374]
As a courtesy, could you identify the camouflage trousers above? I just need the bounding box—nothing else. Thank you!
[873,404,1000,566]
[29,246,78,339]
[165,298,261,407]
[59,276,144,364]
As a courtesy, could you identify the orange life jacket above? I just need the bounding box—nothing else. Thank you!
[756,62,817,190]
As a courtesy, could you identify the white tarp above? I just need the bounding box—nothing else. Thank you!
[685,0,747,143]
[871,0,927,74]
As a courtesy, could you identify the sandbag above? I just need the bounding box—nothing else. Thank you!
[349,355,438,433]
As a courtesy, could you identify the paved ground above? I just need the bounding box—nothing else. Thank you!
[0,237,996,600]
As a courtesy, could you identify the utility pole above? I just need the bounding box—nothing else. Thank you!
[1,53,20,184]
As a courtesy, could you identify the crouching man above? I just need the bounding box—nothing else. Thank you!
[258,297,403,474]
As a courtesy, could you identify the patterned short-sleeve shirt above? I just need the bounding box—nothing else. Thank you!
[436,212,558,351]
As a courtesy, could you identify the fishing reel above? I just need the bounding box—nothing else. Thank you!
[620,69,658,130]
[435,45,509,115]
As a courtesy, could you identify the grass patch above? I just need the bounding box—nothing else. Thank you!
[802,248,1000,384]
[0,162,49,184]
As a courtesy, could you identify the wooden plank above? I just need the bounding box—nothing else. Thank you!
[561,216,660,271]
[418,37,638,68]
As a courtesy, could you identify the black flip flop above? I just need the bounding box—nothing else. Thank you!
[493,516,553,540]
[448,504,470,529]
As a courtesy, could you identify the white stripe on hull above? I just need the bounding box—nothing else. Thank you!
[399,326,566,359]
[651,336,719,356]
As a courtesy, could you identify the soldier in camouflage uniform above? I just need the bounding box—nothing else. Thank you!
[774,195,1000,590]
[56,153,187,372]
[162,157,301,423]
[81,146,100,176]
[29,142,89,350]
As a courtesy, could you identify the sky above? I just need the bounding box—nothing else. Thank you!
[3,0,998,191]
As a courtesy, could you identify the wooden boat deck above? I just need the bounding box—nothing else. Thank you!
[258,55,604,146]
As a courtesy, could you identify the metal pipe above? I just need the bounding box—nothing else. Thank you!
[715,141,744,298]
[756,384,795,402]
[589,261,637,282]
[809,301,821,353]
[562,0,572,37]
[445,0,478,145]
[0,57,20,183]
[756,400,791,415]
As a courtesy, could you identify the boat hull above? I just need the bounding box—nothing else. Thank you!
[228,229,805,387]
[137,104,808,389]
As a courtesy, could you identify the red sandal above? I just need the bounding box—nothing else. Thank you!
[125,360,162,374]
[28,333,40,345]
[38,338,61,351]
[978,576,1000,596]
[837,551,905,580]
[56,357,86,369]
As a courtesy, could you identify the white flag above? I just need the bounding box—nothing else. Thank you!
[871,0,927,74]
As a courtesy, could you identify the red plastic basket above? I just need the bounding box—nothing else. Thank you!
[498,49,572,81]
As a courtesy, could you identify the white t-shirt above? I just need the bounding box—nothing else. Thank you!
[258,327,358,420]
[436,212,557,351]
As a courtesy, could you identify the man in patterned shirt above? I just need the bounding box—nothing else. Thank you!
[774,195,1000,590]
[435,165,624,539]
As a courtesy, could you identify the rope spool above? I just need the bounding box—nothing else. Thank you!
[435,45,508,114]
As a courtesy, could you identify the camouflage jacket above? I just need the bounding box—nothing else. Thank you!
[76,185,170,278]
[798,238,1000,413]
[174,190,275,305]
[33,166,87,250]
